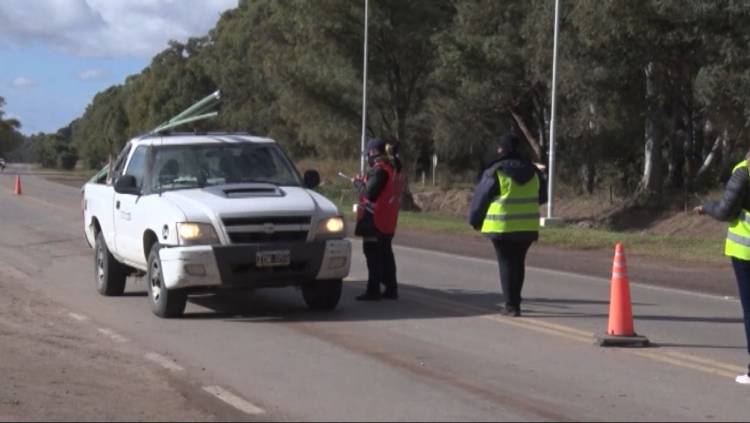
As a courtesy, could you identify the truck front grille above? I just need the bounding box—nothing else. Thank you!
[222,215,311,245]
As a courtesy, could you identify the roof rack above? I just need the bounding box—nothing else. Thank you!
[157,131,251,137]
[150,90,221,135]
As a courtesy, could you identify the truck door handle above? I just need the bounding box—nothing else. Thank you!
[116,201,121,210]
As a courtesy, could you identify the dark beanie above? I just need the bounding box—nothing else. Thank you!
[366,138,387,154]
[497,133,520,153]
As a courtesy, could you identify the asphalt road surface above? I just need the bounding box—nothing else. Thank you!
[0,164,748,421]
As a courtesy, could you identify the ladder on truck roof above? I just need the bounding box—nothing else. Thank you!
[150,90,222,135]
[86,90,223,186]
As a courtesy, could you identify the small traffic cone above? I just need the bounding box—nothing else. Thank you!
[13,175,22,196]
[597,243,649,347]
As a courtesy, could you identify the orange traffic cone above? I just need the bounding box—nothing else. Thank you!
[13,175,22,196]
[597,243,649,347]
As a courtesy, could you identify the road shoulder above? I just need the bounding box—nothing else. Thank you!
[0,264,225,422]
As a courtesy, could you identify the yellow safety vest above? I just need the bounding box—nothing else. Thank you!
[726,160,750,260]
[481,170,540,234]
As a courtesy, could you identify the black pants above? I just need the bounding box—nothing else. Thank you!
[363,235,397,295]
[492,239,533,308]
[731,258,750,358]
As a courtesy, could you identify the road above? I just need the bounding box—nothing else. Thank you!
[0,164,747,421]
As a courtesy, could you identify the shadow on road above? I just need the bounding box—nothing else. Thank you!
[180,280,743,332]
[184,281,507,322]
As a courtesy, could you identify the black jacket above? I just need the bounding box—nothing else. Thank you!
[704,164,750,222]
[353,158,389,202]
[468,156,548,242]
[353,157,391,238]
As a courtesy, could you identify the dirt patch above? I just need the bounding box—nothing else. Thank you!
[411,189,473,217]
[0,272,224,422]
[408,187,726,241]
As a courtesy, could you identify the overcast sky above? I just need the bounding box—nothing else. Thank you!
[0,0,238,134]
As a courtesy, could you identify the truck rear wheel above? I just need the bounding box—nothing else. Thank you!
[95,232,127,296]
[302,280,343,310]
[147,244,188,318]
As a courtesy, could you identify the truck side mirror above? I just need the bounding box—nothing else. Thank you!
[303,170,321,189]
[114,175,140,195]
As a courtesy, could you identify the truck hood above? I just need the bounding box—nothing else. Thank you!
[160,184,337,220]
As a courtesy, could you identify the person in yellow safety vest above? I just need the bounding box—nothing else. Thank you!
[468,133,548,317]
[696,152,750,385]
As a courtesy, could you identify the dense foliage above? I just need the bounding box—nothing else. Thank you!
[8,0,750,202]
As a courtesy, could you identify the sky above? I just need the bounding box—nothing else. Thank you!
[0,0,238,135]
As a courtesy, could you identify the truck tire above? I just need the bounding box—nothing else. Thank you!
[95,232,127,296]
[301,279,343,310]
[146,243,188,318]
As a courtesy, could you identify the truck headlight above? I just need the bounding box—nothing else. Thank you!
[318,217,345,236]
[177,223,220,245]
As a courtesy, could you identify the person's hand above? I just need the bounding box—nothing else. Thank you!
[534,162,547,172]
[693,205,705,215]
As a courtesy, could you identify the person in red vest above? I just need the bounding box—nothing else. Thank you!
[353,137,405,301]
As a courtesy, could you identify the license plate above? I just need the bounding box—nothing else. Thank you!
[256,250,291,268]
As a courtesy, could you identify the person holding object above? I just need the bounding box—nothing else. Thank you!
[468,133,547,317]
[352,137,405,301]
[695,150,750,384]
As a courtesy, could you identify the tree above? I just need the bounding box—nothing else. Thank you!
[430,0,550,175]
[0,96,23,157]
[251,0,455,167]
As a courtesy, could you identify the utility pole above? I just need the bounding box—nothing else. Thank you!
[543,0,562,227]
[360,0,369,175]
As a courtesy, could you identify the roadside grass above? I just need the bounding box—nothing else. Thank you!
[401,211,723,263]
[317,184,725,264]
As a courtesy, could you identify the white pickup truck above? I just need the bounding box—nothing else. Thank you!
[83,133,351,318]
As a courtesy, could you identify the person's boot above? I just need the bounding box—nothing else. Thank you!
[382,287,398,300]
[500,304,521,317]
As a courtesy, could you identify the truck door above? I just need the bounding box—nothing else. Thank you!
[114,145,149,266]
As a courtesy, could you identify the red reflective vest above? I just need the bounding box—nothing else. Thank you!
[357,160,404,235]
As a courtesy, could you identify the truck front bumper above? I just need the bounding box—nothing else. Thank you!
[159,239,351,290]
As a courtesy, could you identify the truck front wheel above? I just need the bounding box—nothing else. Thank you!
[95,232,127,296]
[146,244,188,318]
[301,280,343,310]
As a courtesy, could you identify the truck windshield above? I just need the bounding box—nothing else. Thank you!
[151,143,301,191]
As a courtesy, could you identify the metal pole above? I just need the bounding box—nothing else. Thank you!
[547,0,560,220]
[360,0,369,175]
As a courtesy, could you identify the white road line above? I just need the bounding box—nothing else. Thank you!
[145,352,184,372]
[97,328,129,343]
[202,386,265,416]
[67,312,88,322]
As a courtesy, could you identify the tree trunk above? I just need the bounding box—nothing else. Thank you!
[695,133,723,180]
[510,110,542,162]
[639,62,665,198]
[718,128,735,181]
[666,115,684,189]
[580,155,596,194]
[531,89,548,161]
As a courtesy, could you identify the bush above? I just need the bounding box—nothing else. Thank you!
[58,151,79,170]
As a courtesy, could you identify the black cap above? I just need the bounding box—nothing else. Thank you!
[366,138,387,154]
